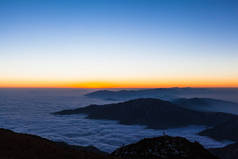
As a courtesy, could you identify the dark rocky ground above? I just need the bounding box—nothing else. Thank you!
[0,128,221,159]
[0,128,116,159]
[112,135,219,159]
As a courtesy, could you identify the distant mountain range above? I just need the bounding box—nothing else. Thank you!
[85,88,182,101]
[85,87,238,104]
[54,98,238,129]
[87,88,238,114]
[172,98,238,114]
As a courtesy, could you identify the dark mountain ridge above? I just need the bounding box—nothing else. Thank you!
[85,88,180,101]
[54,98,238,129]
[173,98,238,114]
[85,88,238,103]
[210,142,238,159]
[199,119,238,142]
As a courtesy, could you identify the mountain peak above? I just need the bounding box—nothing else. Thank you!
[112,136,218,159]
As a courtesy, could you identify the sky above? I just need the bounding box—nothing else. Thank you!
[0,0,238,88]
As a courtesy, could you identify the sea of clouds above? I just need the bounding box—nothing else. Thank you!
[0,88,232,152]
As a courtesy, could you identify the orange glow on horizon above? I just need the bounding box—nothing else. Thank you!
[0,79,238,88]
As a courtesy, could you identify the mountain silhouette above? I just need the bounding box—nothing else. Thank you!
[199,119,238,142]
[210,142,238,159]
[54,98,238,129]
[173,98,238,114]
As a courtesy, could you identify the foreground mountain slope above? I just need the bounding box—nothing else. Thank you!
[0,128,221,159]
[209,142,238,159]
[112,136,219,159]
[54,98,238,129]
[0,128,116,159]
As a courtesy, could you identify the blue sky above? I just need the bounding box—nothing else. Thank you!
[0,0,238,87]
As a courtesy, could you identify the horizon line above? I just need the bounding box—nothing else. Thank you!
[1,86,238,89]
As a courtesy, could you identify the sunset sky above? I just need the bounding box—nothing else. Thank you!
[0,0,238,88]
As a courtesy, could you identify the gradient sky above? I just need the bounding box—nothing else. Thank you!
[0,0,238,88]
